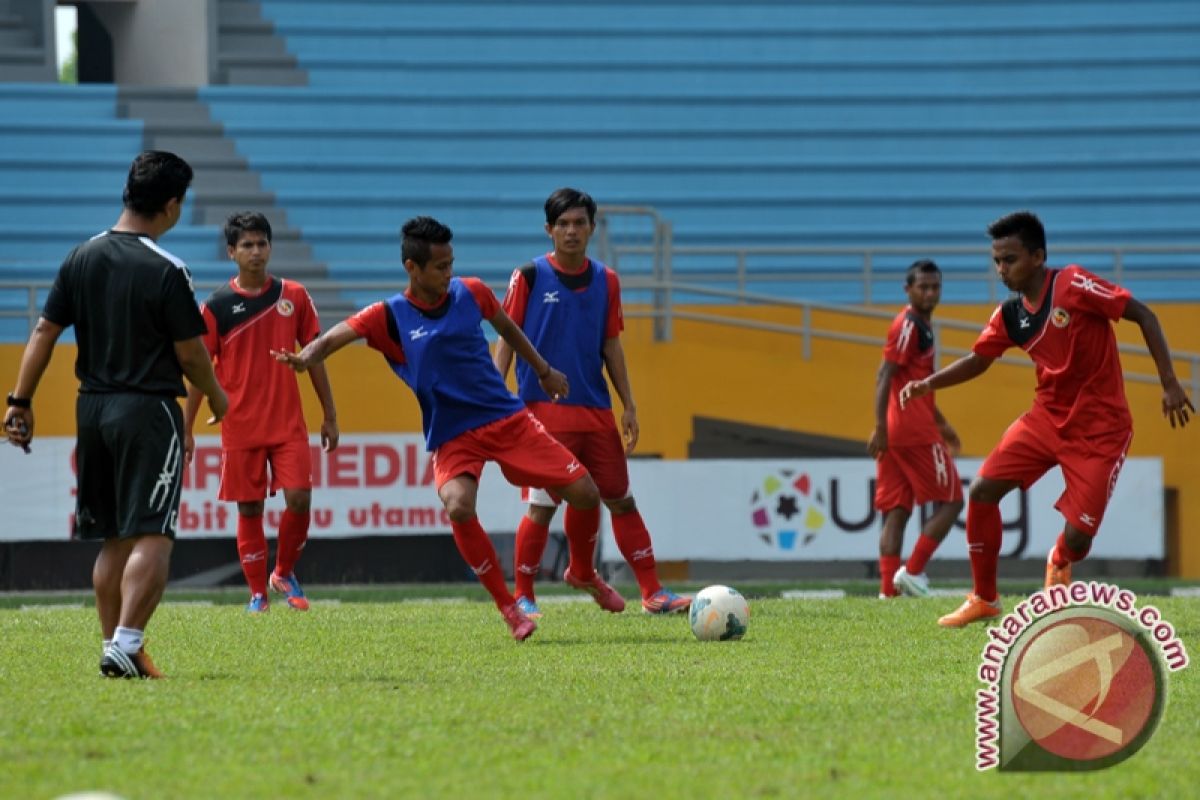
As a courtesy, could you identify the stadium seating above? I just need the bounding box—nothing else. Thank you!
[3,0,1200,341]
[199,0,1200,304]
[0,83,232,340]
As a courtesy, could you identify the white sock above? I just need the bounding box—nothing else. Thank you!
[102,638,112,653]
[114,626,144,655]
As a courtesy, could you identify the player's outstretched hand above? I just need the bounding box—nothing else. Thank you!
[3,407,32,453]
[271,348,309,373]
[898,379,930,410]
[1162,379,1194,429]
[539,367,569,402]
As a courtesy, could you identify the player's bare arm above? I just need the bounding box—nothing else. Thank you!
[492,337,515,381]
[488,309,570,401]
[3,316,64,451]
[175,337,228,428]
[307,361,340,452]
[868,359,898,458]
[272,321,361,373]
[1122,298,1194,428]
[899,352,993,409]
[933,406,961,456]
[602,336,639,454]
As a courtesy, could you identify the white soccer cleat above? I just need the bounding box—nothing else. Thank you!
[894,566,931,597]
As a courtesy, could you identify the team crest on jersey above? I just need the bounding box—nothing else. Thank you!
[1051,307,1070,328]
[276,298,295,317]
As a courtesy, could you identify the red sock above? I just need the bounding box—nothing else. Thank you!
[967,500,1002,603]
[274,509,310,578]
[451,516,513,610]
[1052,532,1091,568]
[236,514,268,596]
[564,504,601,581]
[514,515,550,600]
[611,509,661,599]
[879,554,900,597]
[906,533,941,575]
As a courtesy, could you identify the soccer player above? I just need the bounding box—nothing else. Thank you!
[900,211,1194,627]
[183,212,339,613]
[493,188,690,617]
[272,216,613,641]
[868,260,965,599]
[3,151,228,678]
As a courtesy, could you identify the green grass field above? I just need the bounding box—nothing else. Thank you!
[1,583,1196,799]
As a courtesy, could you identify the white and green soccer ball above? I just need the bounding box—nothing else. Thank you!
[689,585,750,641]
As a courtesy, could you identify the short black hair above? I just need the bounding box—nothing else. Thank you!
[987,210,1047,257]
[122,150,193,217]
[905,258,941,287]
[544,187,597,226]
[224,211,273,247]
[401,216,453,266]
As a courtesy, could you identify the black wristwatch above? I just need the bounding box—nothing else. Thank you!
[6,393,31,409]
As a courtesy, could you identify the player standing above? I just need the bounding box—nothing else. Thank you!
[493,188,690,617]
[184,212,338,613]
[4,151,228,678]
[272,216,613,641]
[900,211,1193,627]
[868,260,964,598]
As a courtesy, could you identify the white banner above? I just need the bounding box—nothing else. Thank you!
[0,436,1163,561]
[613,458,1163,561]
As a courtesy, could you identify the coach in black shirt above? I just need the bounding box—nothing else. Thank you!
[4,150,228,679]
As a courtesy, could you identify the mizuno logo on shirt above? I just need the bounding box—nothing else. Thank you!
[543,291,560,304]
[566,460,581,472]
[1019,316,1031,328]
[409,326,430,341]
[232,303,246,314]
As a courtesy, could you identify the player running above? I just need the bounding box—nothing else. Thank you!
[272,216,612,641]
[184,212,339,613]
[493,188,690,618]
[868,259,964,599]
[900,210,1193,627]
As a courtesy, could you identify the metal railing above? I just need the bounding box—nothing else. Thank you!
[601,242,1200,305]
[4,267,1199,408]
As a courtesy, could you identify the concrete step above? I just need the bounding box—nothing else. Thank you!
[143,134,242,161]
[217,0,264,27]
[190,168,264,195]
[219,34,289,57]
[221,66,307,86]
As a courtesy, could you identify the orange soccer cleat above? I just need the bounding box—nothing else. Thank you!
[1045,548,1072,589]
[937,594,1002,628]
[563,568,626,613]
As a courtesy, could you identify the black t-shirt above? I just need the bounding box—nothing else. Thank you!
[42,230,207,397]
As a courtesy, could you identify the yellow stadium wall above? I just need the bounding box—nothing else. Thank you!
[3,302,1197,574]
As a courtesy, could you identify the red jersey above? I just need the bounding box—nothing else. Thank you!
[346,277,499,364]
[502,253,623,433]
[972,265,1132,436]
[200,277,320,450]
[882,307,941,446]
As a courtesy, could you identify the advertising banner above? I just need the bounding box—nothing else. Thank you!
[0,436,1163,561]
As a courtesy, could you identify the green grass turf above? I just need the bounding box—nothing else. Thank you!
[1,588,1196,799]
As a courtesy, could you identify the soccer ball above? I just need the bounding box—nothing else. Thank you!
[689,585,750,641]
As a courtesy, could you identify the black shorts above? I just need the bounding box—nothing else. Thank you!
[75,393,185,540]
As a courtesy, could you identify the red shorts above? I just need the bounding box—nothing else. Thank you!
[219,438,313,502]
[431,411,590,491]
[874,441,963,512]
[525,427,630,505]
[979,413,1132,536]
